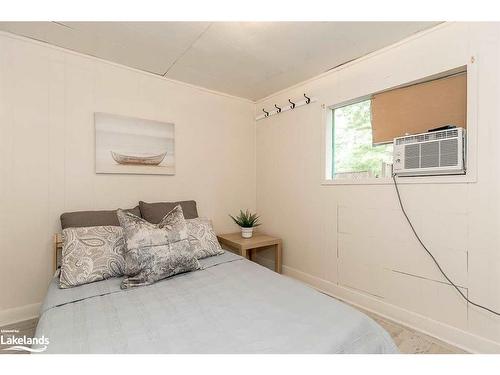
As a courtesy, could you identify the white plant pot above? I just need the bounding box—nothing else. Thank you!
[240,227,254,238]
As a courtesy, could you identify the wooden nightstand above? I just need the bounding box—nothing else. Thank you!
[216,232,282,273]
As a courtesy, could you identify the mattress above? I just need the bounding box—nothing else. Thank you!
[33,251,398,353]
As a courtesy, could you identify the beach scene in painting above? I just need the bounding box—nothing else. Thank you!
[95,113,175,175]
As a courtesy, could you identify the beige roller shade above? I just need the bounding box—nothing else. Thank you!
[371,73,467,144]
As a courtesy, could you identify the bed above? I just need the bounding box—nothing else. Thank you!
[34,248,398,354]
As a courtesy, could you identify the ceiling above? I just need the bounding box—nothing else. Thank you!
[0,22,440,101]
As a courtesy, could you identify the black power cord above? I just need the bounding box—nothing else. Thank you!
[392,174,500,317]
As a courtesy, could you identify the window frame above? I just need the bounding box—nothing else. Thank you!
[321,62,478,186]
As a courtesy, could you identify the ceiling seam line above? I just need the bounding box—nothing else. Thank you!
[162,22,213,77]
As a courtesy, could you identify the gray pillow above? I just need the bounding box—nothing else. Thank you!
[60,206,141,229]
[59,226,126,288]
[117,205,200,289]
[139,200,198,223]
[186,218,224,259]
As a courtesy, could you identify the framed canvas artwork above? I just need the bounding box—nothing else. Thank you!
[95,113,175,175]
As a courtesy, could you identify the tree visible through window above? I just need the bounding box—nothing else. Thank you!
[333,99,393,178]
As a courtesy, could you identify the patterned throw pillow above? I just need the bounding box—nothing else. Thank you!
[59,226,126,288]
[185,218,224,259]
[117,205,200,289]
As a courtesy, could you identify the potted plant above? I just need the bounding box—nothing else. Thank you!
[229,209,261,238]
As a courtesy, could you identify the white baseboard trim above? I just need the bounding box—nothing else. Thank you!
[0,303,40,327]
[254,255,500,354]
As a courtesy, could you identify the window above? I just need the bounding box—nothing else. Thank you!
[328,70,467,181]
[332,99,393,179]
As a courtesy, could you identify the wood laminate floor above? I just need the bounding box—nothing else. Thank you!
[360,308,468,354]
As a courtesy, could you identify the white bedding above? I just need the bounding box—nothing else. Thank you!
[34,252,398,354]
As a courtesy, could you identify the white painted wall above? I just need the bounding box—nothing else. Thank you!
[0,32,256,325]
[255,22,500,353]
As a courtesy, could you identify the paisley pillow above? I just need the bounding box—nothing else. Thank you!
[59,226,126,288]
[185,218,224,259]
[117,205,200,289]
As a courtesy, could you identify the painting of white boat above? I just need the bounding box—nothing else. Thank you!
[110,151,167,166]
[95,113,175,175]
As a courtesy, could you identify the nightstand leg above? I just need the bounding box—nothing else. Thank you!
[248,248,253,261]
[275,243,282,274]
[241,248,248,259]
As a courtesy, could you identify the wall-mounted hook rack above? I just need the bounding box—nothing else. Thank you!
[256,94,317,121]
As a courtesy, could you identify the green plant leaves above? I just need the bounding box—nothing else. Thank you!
[229,209,261,228]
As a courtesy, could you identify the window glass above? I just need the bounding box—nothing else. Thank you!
[333,100,393,179]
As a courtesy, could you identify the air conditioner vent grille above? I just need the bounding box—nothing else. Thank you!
[395,129,459,145]
[420,141,440,168]
[404,144,420,169]
[440,139,459,166]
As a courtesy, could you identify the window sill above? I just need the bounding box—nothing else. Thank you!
[321,173,476,186]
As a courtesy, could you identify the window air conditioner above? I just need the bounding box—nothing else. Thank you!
[392,128,466,177]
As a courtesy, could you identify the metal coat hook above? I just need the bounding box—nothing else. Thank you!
[256,95,315,120]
